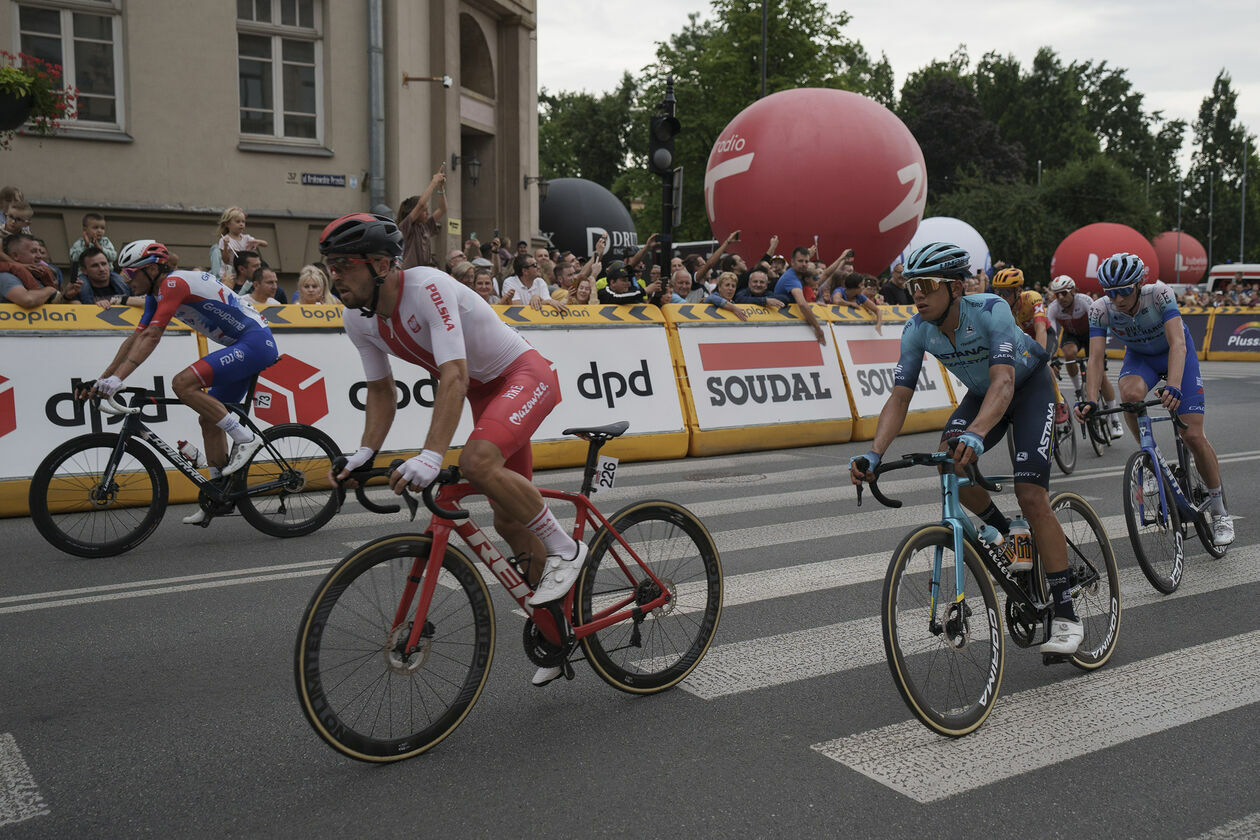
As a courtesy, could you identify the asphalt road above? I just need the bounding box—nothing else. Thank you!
[2,361,1258,839]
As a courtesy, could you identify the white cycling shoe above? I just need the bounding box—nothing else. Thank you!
[1039,619,1084,656]
[532,665,564,687]
[1109,420,1125,439]
[526,542,588,606]
[1212,514,1235,546]
[182,508,209,526]
[222,435,263,476]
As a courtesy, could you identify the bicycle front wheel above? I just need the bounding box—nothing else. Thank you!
[1123,450,1184,594]
[882,526,1003,737]
[576,500,722,694]
[1046,492,1121,670]
[1085,416,1107,457]
[294,534,494,762]
[1053,417,1077,474]
[237,423,340,537]
[29,433,168,557]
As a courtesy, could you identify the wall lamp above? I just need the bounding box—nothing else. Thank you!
[452,153,481,186]
[402,73,452,88]
[523,175,550,200]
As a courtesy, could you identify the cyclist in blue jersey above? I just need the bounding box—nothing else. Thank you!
[85,240,280,523]
[848,242,1083,655]
[1076,252,1233,545]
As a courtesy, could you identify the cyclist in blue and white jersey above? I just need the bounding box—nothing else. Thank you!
[1076,252,1233,545]
[848,242,1083,655]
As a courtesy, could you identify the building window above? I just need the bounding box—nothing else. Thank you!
[15,1,124,129]
[237,0,321,142]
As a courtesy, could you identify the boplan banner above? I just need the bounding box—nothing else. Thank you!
[833,325,954,417]
[673,323,853,429]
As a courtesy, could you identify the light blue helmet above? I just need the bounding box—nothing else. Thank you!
[904,242,971,280]
[1097,252,1147,288]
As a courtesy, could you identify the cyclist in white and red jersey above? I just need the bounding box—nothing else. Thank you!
[87,241,280,520]
[1047,275,1123,438]
[320,213,585,686]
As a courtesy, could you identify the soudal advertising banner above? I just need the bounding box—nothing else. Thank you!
[674,324,853,429]
[833,326,954,418]
[1207,312,1260,360]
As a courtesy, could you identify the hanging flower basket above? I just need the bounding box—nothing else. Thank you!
[0,51,78,149]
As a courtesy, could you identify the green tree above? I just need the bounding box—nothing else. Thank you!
[1184,70,1259,264]
[897,50,1024,198]
[931,177,1065,283]
[538,72,637,186]
[1041,156,1158,236]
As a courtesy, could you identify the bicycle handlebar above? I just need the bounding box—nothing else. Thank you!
[854,452,1000,509]
[96,393,140,416]
[1088,389,1188,429]
[331,457,468,520]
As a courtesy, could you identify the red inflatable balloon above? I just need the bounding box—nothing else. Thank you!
[1151,231,1207,284]
[1050,223,1160,296]
[704,88,925,275]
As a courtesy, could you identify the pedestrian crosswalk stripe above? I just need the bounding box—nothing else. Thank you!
[810,630,1260,803]
[0,733,48,826]
[672,545,1258,699]
[1186,811,1260,840]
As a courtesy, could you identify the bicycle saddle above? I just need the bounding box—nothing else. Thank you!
[562,421,629,441]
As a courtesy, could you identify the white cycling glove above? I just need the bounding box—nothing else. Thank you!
[96,375,124,397]
[395,449,444,489]
[343,446,375,473]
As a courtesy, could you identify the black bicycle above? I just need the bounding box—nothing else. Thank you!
[29,387,340,557]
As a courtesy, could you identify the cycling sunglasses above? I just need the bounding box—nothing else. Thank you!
[325,256,375,273]
[1104,284,1137,299]
[906,276,956,296]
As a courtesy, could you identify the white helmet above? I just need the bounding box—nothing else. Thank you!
[1049,275,1076,294]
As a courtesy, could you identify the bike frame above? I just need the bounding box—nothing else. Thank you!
[1133,408,1202,524]
[389,483,676,654]
[928,458,1052,629]
[98,390,292,505]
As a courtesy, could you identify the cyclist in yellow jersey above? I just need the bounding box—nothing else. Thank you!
[992,267,1067,423]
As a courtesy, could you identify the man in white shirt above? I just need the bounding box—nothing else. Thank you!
[499,254,565,311]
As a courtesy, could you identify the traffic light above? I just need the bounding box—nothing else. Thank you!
[648,113,681,176]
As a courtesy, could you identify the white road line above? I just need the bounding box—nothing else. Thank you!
[676,545,1260,700]
[0,733,49,827]
[810,631,1260,803]
[1187,811,1260,840]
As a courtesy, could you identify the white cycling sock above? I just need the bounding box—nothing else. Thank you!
[526,506,577,558]
[208,466,222,479]
[216,413,253,444]
[1069,372,1082,391]
[1208,487,1227,516]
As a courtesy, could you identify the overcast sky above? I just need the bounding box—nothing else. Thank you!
[538,0,1259,171]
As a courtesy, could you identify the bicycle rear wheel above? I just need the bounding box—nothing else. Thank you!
[882,525,1003,737]
[1178,451,1227,559]
[1044,492,1121,670]
[576,500,722,694]
[237,423,340,537]
[1123,450,1183,594]
[1053,417,1077,474]
[294,534,494,762]
[28,433,168,558]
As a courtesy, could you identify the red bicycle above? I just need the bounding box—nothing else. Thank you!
[294,422,724,762]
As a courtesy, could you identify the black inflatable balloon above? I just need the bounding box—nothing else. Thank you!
[537,178,640,261]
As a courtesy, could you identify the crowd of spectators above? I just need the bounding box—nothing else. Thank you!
[6,176,1258,323]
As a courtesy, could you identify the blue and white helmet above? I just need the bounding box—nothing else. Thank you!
[904,242,971,280]
[1097,252,1147,289]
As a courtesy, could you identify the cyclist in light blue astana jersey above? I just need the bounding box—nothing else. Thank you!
[849,242,1084,656]
[1077,252,1233,545]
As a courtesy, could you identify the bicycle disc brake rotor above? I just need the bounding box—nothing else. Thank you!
[522,619,565,667]
[88,481,119,507]
[635,577,674,615]
[384,620,433,674]
[943,601,971,650]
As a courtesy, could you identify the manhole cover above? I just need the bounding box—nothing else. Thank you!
[682,471,767,484]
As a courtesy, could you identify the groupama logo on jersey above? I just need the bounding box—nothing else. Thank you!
[1227,321,1260,348]
[255,355,329,425]
[0,375,14,439]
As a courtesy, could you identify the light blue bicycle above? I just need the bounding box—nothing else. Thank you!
[855,451,1121,736]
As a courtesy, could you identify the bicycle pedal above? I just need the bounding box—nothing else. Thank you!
[1041,654,1068,666]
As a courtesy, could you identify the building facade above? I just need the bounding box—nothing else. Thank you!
[2,0,539,275]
